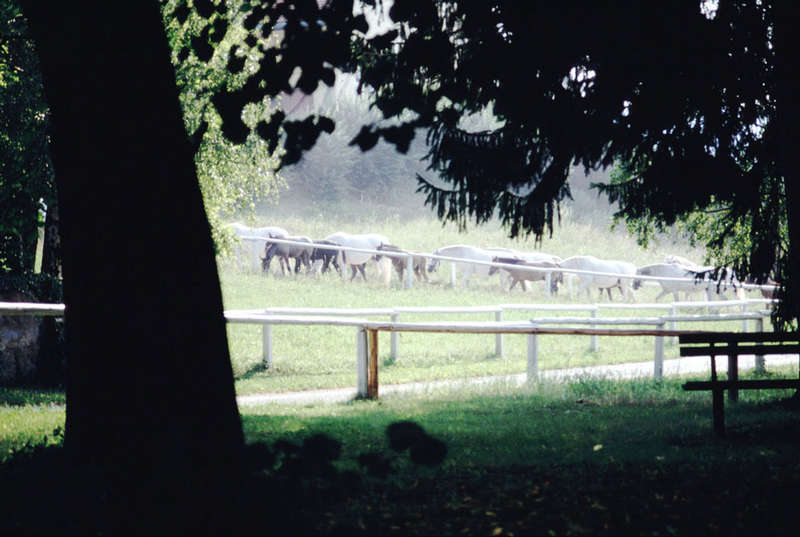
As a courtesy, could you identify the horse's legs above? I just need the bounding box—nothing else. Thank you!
[358,264,367,280]
[319,256,330,274]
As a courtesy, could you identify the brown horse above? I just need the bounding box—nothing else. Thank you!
[488,256,563,293]
[261,236,313,275]
[308,239,342,276]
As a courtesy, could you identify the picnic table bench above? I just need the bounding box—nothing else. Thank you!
[680,332,800,435]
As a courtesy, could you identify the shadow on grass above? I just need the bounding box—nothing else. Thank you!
[235,362,271,380]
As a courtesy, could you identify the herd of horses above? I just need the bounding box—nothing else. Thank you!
[229,223,772,302]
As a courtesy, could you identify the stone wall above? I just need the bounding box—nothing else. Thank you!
[0,291,42,385]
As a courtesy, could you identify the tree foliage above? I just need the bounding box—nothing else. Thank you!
[160,0,285,252]
[607,159,787,276]
[0,1,53,273]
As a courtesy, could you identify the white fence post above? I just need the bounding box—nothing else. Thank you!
[742,302,750,332]
[390,313,399,360]
[670,304,677,345]
[450,262,457,286]
[755,316,766,374]
[590,309,599,352]
[252,239,262,272]
[654,321,665,380]
[357,327,368,398]
[405,254,413,289]
[495,309,504,357]
[527,331,539,383]
[262,322,273,368]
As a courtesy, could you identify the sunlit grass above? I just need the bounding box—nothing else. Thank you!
[0,406,64,463]
[238,368,800,473]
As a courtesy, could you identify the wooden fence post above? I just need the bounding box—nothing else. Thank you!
[356,327,368,398]
[654,321,665,380]
[728,341,739,403]
[367,328,379,399]
[495,309,504,357]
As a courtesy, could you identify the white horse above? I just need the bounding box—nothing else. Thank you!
[427,244,517,287]
[695,267,747,302]
[664,254,702,269]
[228,222,288,271]
[665,256,746,301]
[516,251,563,264]
[634,263,707,301]
[559,255,638,301]
[324,232,391,282]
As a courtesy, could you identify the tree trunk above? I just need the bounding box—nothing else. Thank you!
[21,3,245,532]
[773,4,800,334]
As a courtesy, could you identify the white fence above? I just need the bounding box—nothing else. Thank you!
[230,298,773,365]
[2,299,775,400]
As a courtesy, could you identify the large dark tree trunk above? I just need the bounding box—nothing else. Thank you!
[21,3,245,532]
[773,4,800,335]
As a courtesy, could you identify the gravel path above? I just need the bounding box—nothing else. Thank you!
[236,353,799,407]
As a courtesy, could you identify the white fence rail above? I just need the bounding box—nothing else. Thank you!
[233,299,773,364]
[2,299,775,399]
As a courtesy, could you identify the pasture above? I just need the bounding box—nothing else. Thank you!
[219,214,768,396]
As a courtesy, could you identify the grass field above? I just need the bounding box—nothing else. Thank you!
[219,213,768,395]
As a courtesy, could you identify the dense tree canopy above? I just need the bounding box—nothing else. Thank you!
[174,1,796,327]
